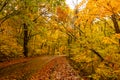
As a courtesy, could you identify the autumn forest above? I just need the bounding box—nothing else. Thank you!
[0,0,120,80]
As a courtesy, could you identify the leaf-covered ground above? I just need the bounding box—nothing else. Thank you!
[0,56,56,80]
[31,56,80,80]
[0,56,81,80]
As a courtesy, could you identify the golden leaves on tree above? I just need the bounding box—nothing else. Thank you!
[56,6,69,22]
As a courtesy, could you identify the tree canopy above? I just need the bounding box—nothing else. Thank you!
[0,0,120,79]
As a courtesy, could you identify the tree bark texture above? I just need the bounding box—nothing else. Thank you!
[23,23,28,57]
[111,14,120,46]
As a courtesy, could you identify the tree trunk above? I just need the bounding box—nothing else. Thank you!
[67,35,72,57]
[111,14,120,46]
[23,23,28,57]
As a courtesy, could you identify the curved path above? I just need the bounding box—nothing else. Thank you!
[0,55,81,80]
[31,56,80,80]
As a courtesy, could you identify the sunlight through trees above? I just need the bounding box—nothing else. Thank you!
[0,0,120,79]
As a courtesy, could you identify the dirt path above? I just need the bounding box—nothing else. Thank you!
[31,56,80,80]
[0,56,56,80]
[0,57,33,69]
[0,55,81,80]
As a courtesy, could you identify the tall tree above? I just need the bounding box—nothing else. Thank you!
[83,0,120,45]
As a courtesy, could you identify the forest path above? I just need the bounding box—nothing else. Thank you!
[0,55,81,80]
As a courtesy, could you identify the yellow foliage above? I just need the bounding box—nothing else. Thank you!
[114,34,120,39]
[56,6,69,22]
[72,54,92,63]
[102,37,118,44]
[76,0,120,25]
[87,0,120,15]
[59,46,66,53]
